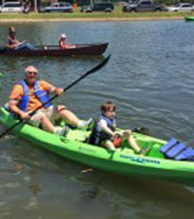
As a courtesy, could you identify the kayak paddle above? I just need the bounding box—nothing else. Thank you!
[0,55,111,139]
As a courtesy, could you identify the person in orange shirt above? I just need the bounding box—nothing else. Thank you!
[8,65,93,136]
[59,34,76,49]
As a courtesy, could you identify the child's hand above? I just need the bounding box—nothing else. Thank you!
[114,131,123,137]
[123,129,132,134]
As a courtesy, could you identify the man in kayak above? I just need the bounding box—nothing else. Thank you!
[6,26,35,51]
[89,101,149,153]
[8,65,94,136]
[59,34,76,49]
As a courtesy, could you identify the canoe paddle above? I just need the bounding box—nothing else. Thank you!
[0,55,111,139]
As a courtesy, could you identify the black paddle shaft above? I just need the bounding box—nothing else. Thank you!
[0,55,111,138]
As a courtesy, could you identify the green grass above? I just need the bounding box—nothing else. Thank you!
[0,6,194,20]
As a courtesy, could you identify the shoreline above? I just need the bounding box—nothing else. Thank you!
[0,16,184,23]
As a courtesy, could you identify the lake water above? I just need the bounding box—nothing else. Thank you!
[0,20,194,218]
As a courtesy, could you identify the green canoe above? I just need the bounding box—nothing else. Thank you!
[185,16,194,21]
[0,107,194,183]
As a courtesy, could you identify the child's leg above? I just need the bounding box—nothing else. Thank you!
[104,140,116,151]
[128,135,141,153]
[123,130,141,153]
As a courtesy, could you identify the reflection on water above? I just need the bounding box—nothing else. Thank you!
[0,20,194,218]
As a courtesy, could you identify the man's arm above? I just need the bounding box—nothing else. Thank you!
[41,80,64,96]
[9,85,30,120]
[100,120,115,136]
[9,99,30,120]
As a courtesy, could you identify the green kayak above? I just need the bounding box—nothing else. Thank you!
[185,16,194,21]
[0,107,194,183]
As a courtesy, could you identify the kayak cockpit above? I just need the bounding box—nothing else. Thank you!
[63,128,166,159]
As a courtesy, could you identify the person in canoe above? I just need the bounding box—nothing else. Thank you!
[59,34,76,49]
[7,65,94,136]
[6,26,35,51]
[89,101,149,153]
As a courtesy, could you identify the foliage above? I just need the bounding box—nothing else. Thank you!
[41,1,50,7]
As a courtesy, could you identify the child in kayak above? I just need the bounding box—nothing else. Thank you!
[59,34,76,49]
[89,101,148,153]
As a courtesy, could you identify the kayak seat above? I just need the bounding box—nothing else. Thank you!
[66,129,90,142]
[165,142,186,158]
[175,147,194,161]
[159,138,194,160]
[160,138,178,153]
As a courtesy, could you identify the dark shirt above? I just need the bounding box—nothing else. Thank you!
[7,35,20,46]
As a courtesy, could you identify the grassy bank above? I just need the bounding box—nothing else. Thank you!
[0,6,194,21]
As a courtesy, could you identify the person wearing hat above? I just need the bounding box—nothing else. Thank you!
[6,26,34,51]
[8,65,94,136]
[59,33,76,49]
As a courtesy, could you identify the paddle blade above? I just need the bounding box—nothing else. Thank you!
[86,54,111,75]
[63,55,111,93]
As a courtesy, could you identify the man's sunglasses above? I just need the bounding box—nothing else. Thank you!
[27,71,37,75]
